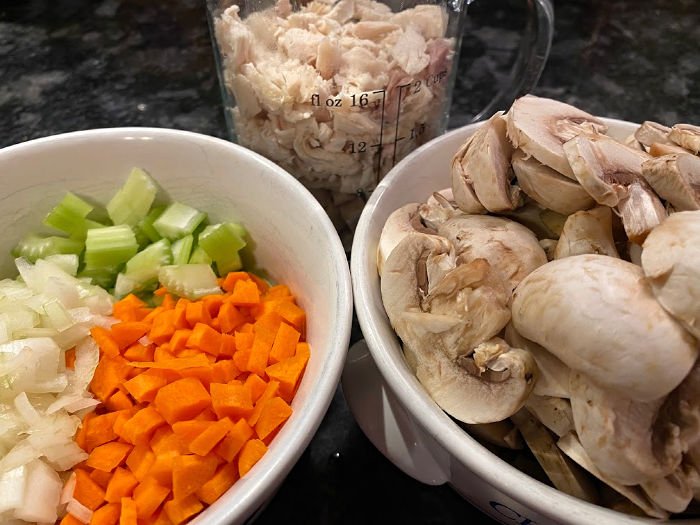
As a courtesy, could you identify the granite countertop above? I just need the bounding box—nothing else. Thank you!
[1,0,699,523]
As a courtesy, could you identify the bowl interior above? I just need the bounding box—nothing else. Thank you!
[0,128,354,524]
[350,118,686,523]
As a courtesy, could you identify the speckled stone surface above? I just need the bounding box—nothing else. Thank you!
[1,1,699,524]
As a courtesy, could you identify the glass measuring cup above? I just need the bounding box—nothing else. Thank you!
[206,0,554,243]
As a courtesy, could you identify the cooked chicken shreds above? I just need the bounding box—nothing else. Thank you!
[214,0,455,232]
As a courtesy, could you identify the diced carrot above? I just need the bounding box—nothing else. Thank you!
[123,342,154,362]
[246,380,280,427]
[218,333,236,358]
[173,298,190,329]
[112,294,148,322]
[169,329,192,353]
[133,477,171,519]
[153,286,168,297]
[272,300,306,333]
[268,322,301,364]
[210,381,253,419]
[185,301,211,328]
[105,390,134,411]
[154,345,176,361]
[189,417,233,456]
[119,406,167,445]
[171,420,211,444]
[214,418,254,463]
[247,312,282,375]
[105,467,139,503]
[125,444,156,481]
[90,502,121,525]
[86,441,133,472]
[124,369,169,403]
[120,497,138,525]
[154,377,212,425]
[228,279,260,306]
[243,373,268,403]
[203,294,225,317]
[90,355,132,402]
[148,450,178,487]
[91,326,121,358]
[160,292,176,310]
[265,351,309,402]
[151,427,188,456]
[172,454,219,500]
[112,408,137,438]
[255,396,292,440]
[89,468,113,489]
[75,411,96,451]
[186,323,222,357]
[264,284,292,300]
[163,494,203,525]
[212,358,240,383]
[128,354,210,370]
[110,321,150,350]
[177,366,213,389]
[149,310,176,345]
[143,306,166,324]
[196,461,239,505]
[84,412,121,452]
[73,468,106,510]
[238,439,267,477]
[217,302,246,334]
[152,509,174,525]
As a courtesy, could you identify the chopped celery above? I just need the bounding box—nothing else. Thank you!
[42,192,94,236]
[171,235,193,265]
[12,235,83,263]
[158,264,222,300]
[153,202,207,240]
[84,225,138,268]
[198,222,247,275]
[188,245,212,265]
[137,206,165,244]
[125,238,172,276]
[106,167,158,226]
[77,264,119,289]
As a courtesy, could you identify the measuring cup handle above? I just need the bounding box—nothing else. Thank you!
[464,0,554,124]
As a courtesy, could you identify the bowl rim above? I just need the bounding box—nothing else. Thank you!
[0,126,355,524]
[350,117,679,524]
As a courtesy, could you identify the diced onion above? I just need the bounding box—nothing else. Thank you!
[66,498,93,524]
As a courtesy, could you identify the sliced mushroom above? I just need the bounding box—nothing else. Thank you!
[641,468,696,513]
[417,189,465,230]
[538,238,557,260]
[553,206,619,259]
[642,210,700,338]
[381,233,537,423]
[510,408,598,504]
[557,432,670,520]
[562,133,666,242]
[511,149,595,215]
[649,141,694,157]
[377,202,435,276]
[524,395,575,437]
[451,112,520,213]
[505,94,607,180]
[634,120,673,148]
[505,323,570,399]
[436,215,547,294]
[623,133,645,151]
[451,133,487,214]
[641,153,700,211]
[569,371,682,486]
[511,254,698,401]
[669,123,700,154]
[497,200,565,239]
[463,420,524,450]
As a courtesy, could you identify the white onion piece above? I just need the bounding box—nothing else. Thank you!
[13,393,40,427]
[0,465,26,514]
[13,459,61,523]
[60,471,76,505]
[66,498,93,524]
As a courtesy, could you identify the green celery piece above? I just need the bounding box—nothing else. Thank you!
[137,205,166,244]
[84,225,138,268]
[78,264,120,289]
[158,264,222,300]
[125,238,172,279]
[42,192,94,236]
[188,245,212,265]
[198,222,247,276]
[114,272,158,299]
[106,167,158,226]
[12,234,84,263]
[152,202,207,240]
[171,235,194,265]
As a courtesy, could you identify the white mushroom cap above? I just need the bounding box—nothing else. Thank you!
[641,210,700,338]
[511,254,698,401]
[641,153,700,212]
[511,149,595,215]
[553,206,620,260]
[669,123,700,154]
[569,371,682,486]
[377,202,435,276]
[505,94,607,179]
[634,120,673,148]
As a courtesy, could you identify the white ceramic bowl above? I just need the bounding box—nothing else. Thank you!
[347,118,697,525]
[0,128,354,524]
